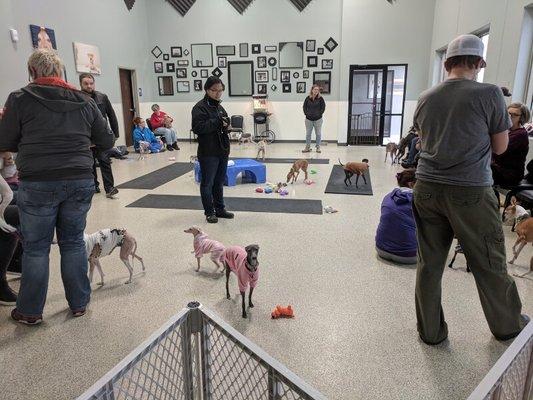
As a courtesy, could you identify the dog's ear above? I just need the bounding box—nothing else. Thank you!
[511,196,517,205]
[245,244,259,253]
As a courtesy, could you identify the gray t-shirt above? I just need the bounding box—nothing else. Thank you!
[413,78,511,186]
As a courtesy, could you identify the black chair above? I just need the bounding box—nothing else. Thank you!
[252,112,275,143]
[228,115,245,141]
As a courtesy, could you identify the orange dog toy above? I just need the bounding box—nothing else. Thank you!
[271,305,294,319]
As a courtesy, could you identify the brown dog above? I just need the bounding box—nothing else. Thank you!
[338,158,369,187]
[286,159,309,184]
[503,198,533,277]
[385,142,398,165]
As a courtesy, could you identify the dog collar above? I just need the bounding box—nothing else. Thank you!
[516,214,530,225]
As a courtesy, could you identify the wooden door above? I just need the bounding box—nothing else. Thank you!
[119,68,135,147]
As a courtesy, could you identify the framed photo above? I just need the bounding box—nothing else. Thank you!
[151,46,162,58]
[303,70,309,79]
[212,67,223,77]
[313,71,331,94]
[171,46,182,57]
[194,80,203,91]
[265,45,277,52]
[191,70,198,77]
[280,70,290,83]
[257,84,267,95]
[297,81,306,93]
[324,37,339,53]
[251,44,261,54]
[255,70,269,83]
[176,81,190,93]
[268,57,277,66]
[184,49,190,56]
[30,25,57,49]
[218,57,227,68]
[166,63,175,72]
[322,59,333,70]
[200,69,208,78]
[271,84,277,91]
[272,67,278,81]
[73,42,102,74]
[176,68,187,78]
[306,40,316,52]
[293,71,299,79]
[282,83,292,93]
[307,56,318,68]
[257,56,267,69]
[163,54,169,61]
[158,76,174,96]
[239,43,249,58]
[177,60,189,66]
[317,47,324,55]
[154,62,163,73]
[216,45,235,56]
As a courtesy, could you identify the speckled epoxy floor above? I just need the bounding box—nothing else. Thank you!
[0,142,531,400]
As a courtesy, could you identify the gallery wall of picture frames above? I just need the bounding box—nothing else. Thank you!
[150,36,338,97]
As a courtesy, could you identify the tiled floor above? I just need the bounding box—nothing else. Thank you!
[0,142,531,400]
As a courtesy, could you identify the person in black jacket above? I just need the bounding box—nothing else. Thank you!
[0,49,114,325]
[302,84,326,153]
[80,73,119,198]
[191,77,233,224]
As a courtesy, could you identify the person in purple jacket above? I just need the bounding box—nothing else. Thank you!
[375,169,417,264]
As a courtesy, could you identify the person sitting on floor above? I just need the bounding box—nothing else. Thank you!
[375,169,417,265]
[491,102,531,186]
[149,104,180,151]
[132,117,164,154]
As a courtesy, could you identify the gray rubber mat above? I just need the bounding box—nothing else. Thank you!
[117,163,193,190]
[324,165,373,195]
[127,194,323,214]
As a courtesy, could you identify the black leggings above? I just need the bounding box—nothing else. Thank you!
[0,206,20,283]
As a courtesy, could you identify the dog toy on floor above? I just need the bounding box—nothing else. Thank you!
[310,169,317,174]
[255,187,264,193]
[324,206,338,214]
[271,305,294,319]
[304,179,314,185]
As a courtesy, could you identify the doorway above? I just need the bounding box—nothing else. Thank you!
[119,68,137,147]
[347,64,407,145]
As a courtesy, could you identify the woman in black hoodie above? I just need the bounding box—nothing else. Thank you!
[302,84,326,153]
[191,77,234,224]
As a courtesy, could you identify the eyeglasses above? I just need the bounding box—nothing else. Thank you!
[208,88,224,94]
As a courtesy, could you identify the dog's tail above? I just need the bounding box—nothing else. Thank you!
[338,158,344,167]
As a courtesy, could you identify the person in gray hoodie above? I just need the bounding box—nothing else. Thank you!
[0,49,113,325]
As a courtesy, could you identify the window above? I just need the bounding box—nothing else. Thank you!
[476,32,489,83]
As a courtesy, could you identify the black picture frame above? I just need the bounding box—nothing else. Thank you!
[306,40,316,52]
[191,43,213,67]
[296,81,306,93]
[177,60,189,66]
[151,46,162,58]
[228,60,254,97]
[200,69,208,78]
[268,57,277,66]
[272,67,278,81]
[184,49,189,56]
[307,56,318,68]
[282,83,292,93]
[154,62,163,73]
[257,56,267,69]
[163,54,169,61]
[317,48,324,55]
[194,80,203,91]
[322,59,333,70]
[293,71,299,79]
[176,81,190,93]
[271,84,277,91]
[158,76,174,96]
[313,71,331,94]
[218,57,227,68]
[212,67,223,77]
[303,70,309,79]
[324,37,339,53]
[216,45,236,56]
[239,43,249,58]
[176,68,187,78]
[191,70,198,77]
[257,84,267,95]
[166,63,175,72]
[251,44,261,54]
[265,45,277,52]
[255,70,269,83]
[171,46,182,57]
[280,70,290,83]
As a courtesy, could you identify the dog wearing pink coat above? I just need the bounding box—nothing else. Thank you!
[184,226,225,272]
[223,244,260,318]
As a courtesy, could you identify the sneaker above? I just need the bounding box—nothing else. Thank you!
[172,142,180,150]
[166,145,174,151]
[106,187,119,199]
[71,308,86,318]
[215,210,234,219]
[11,308,42,325]
[316,146,321,153]
[302,146,311,153]
[0,283,17,306]
[206,214,218,224]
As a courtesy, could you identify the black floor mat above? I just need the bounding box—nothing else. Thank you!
[117,163,193,190]
[127,194,323,215]
[324,165,373,195]
[233,158,329,164]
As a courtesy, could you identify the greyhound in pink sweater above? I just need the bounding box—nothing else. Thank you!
[184,226,225,272]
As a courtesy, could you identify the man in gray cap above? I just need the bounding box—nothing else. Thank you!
[412,34,529,345]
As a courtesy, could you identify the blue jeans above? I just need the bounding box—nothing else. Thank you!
[154,127,177,145]
[16,179,94,317]
[407,137,420,164]
[305,118,323,147]
[198,156,228,215]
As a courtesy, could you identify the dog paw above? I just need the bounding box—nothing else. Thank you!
[226,294,231,299]
[242,312,247,318]
[249,302,254,308]
[125,280,132,284]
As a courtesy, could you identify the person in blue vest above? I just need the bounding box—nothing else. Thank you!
[375,169,417,264]
[132,117,163,153]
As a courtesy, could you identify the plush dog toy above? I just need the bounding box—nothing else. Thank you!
[184,226,225,272]
[86,228,145,285]
[271,305,294,319]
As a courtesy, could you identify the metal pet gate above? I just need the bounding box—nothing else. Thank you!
[77,302,325,400]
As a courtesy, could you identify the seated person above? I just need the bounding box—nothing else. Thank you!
[149,104,180,151]
[132,117,164,153]
[375,169,417,265]
[491,102,530,186]
[401,135,420,168]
